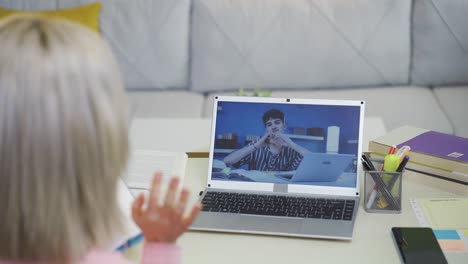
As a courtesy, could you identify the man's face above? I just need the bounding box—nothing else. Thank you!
[265,118,285,134]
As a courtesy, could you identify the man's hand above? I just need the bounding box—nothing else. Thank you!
[255,131,272,148]
[269,133,293,148]
[131,172,202,243]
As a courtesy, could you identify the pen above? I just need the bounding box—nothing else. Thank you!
[361,154,376,171]
[388,152,410,191]
[376,154,400,209]
[361,154,376,205]
[395,146,411,162]
[116,233,143,252]
[365,153,399,210]
[361,158,371,170]
[368,170,400,210]
[396,155,410,173]
[384,155,410,198]
[363,153,380,209]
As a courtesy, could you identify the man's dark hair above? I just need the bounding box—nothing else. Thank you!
[262,109,284,125]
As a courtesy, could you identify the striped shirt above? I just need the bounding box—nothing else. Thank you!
[234,145,303,171]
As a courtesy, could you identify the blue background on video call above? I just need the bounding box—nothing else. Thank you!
[214,101,360,154]
[212,101,361,187]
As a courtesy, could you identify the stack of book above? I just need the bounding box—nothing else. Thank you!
[368,126,468,186]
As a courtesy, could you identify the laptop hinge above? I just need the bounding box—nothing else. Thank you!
[273,183,288,193]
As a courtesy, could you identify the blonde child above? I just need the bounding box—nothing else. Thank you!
[0,14,201,264]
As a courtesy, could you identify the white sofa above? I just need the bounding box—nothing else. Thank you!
[2,0,467,137]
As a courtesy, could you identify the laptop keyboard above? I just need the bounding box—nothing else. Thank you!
[201,191,355,221]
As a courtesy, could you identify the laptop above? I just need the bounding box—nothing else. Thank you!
[190,96,365,240]
[275,152,355,183]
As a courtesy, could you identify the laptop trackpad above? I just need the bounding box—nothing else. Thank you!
[240,215,301,233]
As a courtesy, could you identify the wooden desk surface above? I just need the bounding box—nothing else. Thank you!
[125,117,467,263]
[125,158,466,264]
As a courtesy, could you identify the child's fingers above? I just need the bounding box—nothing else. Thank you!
[177,189,190,214]
[164,177,179,208]
[148,172,163,211]
[183,203,203,228]
[131,193,145,220]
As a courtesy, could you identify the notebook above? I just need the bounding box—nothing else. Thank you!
[190,96,365,240]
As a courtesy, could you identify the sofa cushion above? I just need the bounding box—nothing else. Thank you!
[191,0,411,93]
[58,0,191,90]
[204,86,453,135]
[128,91,204,118]
[412,0,468,86]
[0,0,56,10]
[433,86,468,138]
[0,3,101,32]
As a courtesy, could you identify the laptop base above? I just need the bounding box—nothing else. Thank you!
[190,194,359,240]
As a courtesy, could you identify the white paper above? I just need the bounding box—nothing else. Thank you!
[123,149,188,189]
[111,150,188,250]
[110,178,142,250]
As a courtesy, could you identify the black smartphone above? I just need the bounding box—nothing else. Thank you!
[391,227,448,264]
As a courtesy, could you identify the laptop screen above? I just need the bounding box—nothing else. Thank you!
[209,96,364,190]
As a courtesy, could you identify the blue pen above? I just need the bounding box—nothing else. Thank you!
[115,233,144,252]
[127,233,144,247]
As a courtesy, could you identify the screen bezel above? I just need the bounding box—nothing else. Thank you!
[206,95,365,197]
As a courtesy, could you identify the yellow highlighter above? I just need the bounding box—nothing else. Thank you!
[382,154,399,182]
[377,154,399,208]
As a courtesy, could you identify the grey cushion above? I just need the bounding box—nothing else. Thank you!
[433,86,468,138]
[0,0,55,9]
[191,0,411,93]
[411,0,468,86]
[204,86,453,135]
[58,0,191,90]
[128,91,204,118]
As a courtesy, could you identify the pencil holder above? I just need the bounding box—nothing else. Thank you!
[364,160,403,214]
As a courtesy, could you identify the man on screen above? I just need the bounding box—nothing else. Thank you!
[224,109,310,171]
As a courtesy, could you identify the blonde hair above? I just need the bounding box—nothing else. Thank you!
[0,15,129,262]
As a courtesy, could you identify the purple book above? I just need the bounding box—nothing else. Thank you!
[397,131,468,163]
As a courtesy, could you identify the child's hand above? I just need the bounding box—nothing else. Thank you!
[131,172,202,243]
